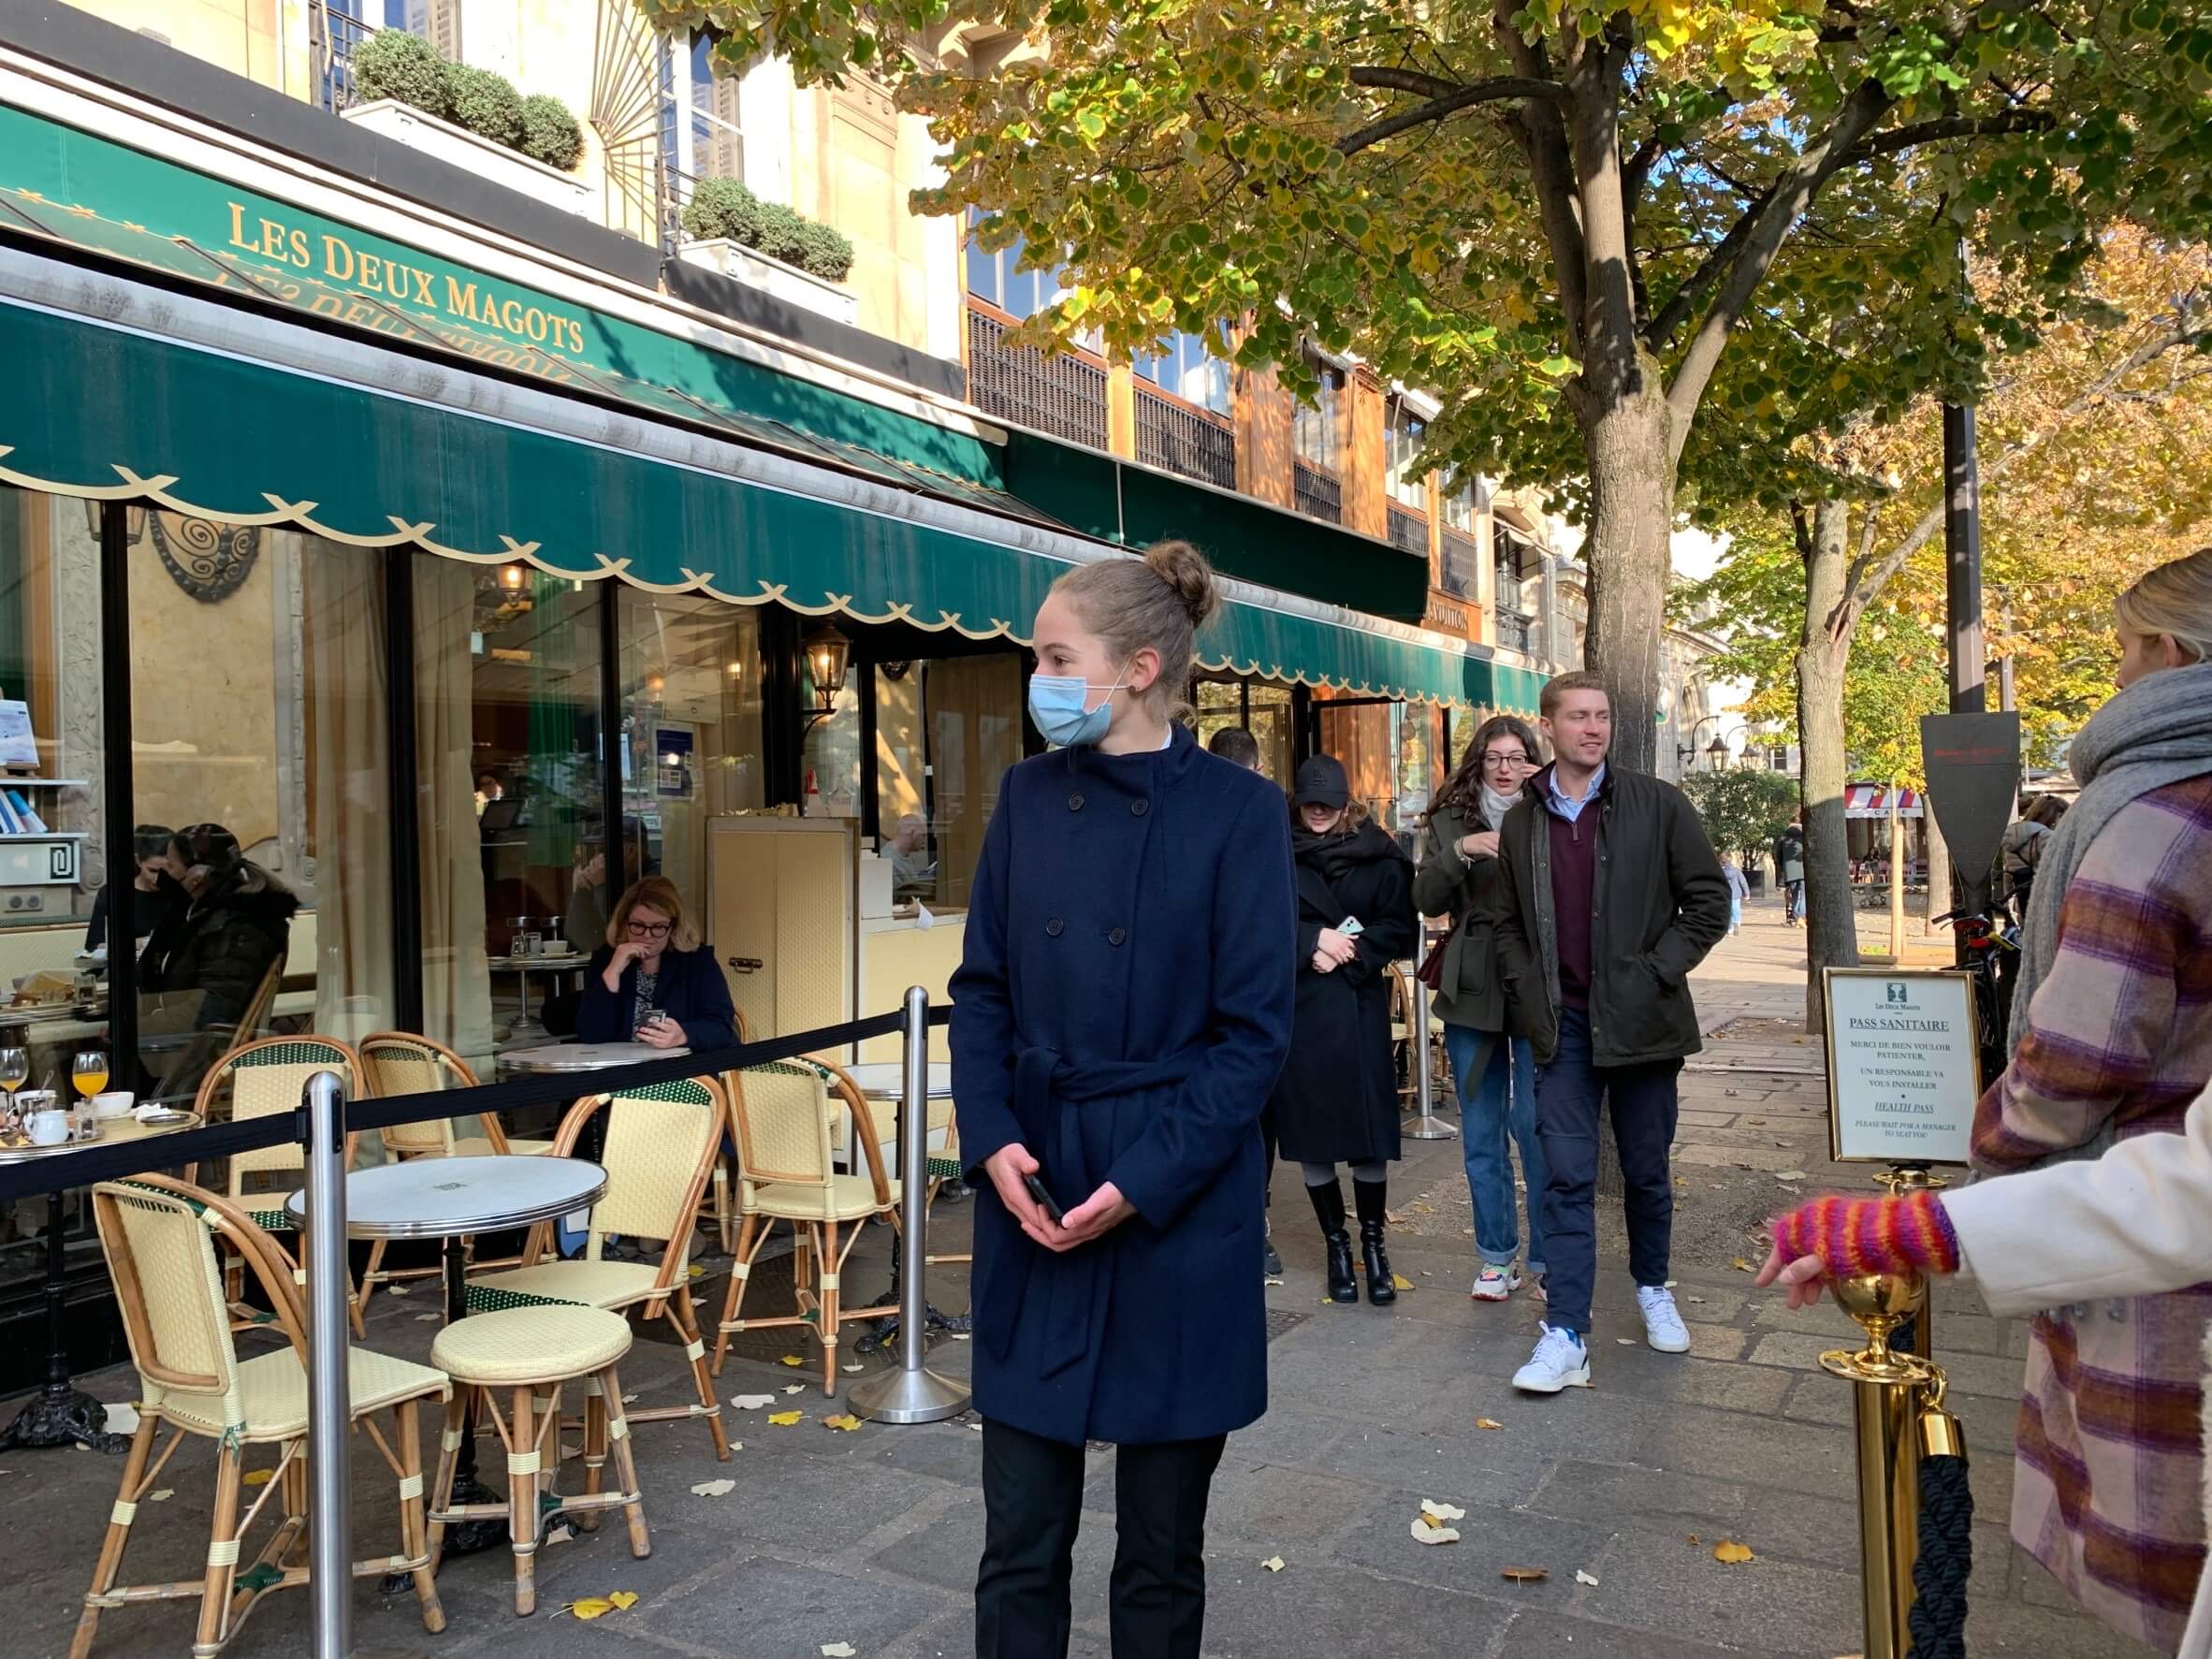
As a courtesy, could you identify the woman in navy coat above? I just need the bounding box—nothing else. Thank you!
[573,875,737,1050]
[951,541,1295,1659]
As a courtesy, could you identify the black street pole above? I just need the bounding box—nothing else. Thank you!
[1942,400,1983,969]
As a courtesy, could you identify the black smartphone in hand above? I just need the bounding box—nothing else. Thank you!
[1022,1171,1065,1225]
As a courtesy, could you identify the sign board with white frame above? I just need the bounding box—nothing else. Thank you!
[1822,968,1982,1166]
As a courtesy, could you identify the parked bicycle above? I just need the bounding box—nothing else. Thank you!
[1933,907,2020,1086]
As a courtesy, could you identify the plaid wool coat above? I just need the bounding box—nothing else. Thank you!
[1972,773,2212,1649]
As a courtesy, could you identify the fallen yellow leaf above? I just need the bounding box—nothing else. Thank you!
[780,1355,805,1367]
[822,1645,857,1658]
[1391,1273,1415,1290]
[731,1394,775,1410]
[822,1414,862,1432]
[784,1384,806,1395]
[1501,1565,1549,1583]
[768,1410,804,1426]
[1474,1418,1505,1431]
[1714,1540,1756,1564]
[1261,1555,1286,1573]
[688,1265,705,1279]
[149,1488,174,1502]
[1576,1568,1600,1586]
[566,1591,641,1621]
[243,1470,273,1487]
[1410,1519,1460,1546]
[691,1478,735,1497]
[1420,1499,1466,1521]
[1729,1258,1754,1273]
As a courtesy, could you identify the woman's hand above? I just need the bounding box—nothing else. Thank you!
[1314,927,1359,967]
[635,1014,685,1050]
[1754,1243,1832,1310]
[1458,830,1502,861]
[982,1142,1052,1236]
[1040,1182,1134,1252]
[1311,949,1339,974]
[602,940,646,992]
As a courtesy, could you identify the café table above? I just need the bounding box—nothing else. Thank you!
[285,1154,607,1564]
[498,1041,686,1074]
[0,1108,202,1452]
[837,1061,968,1346]
[487,951,591,1038]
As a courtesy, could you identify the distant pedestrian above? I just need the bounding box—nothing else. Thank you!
[1206,726,1261,770]
[951,540,1295,1659]
[1272,754,1418,1307]
[1998,792,2067,911]
[1772,813,1806,924]
[1491,673,1730,1393]
[1415,715,1546,1302]
[1721,853,1750,935]
[1967,546,2212,1651]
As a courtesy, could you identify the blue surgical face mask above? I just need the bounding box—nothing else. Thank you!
[1027,671,1126,749]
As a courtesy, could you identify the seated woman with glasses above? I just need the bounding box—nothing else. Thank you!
[574,875,737,1052]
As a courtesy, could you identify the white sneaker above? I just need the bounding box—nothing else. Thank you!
[1470,1262,1521,1302]
[1512,1323,1591,1393]
[1637,1286,1692,1353]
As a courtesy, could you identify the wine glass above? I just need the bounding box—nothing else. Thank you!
[73,1049,109,1104]
[0,1046,25,1130]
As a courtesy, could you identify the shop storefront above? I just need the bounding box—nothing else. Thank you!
[0,78,1539,1387]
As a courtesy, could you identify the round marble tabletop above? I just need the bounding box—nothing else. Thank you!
[839,1061,953,1101]
[497,1041,687,1074]
[284,1154,606,1241]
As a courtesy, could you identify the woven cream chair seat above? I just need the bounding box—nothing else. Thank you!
[453,1135,554,1158]
[466,1259,668,1312]
[431,1306,631,1387]
[749,1173,903,1222]
[155,1346,449,1444]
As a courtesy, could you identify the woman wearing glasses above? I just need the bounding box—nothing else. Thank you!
[1414,715,1547,1302]
[575,875,736,1051]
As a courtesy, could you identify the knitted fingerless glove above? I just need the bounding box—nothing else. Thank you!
[1771,1189,1961,1278]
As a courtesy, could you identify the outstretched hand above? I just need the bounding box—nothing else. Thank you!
[1754,1242,1832,1310]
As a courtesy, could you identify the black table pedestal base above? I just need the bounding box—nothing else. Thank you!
[0,1385,124,1452]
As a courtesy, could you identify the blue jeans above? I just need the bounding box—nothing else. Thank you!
[1535,1008,1681,1339]
[1729,896,1743,932]
[1444,1024,1545,1274]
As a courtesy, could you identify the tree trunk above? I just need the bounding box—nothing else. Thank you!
[1795,500,1859,1034]
[1923,807,1952,935]
[1578,373,1675,776]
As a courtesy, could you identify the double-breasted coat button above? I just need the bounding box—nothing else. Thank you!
[1045,917,1064,937]
[1108,927,1128,946]
[1068,793,1084,811]
[1130,798,1150,817]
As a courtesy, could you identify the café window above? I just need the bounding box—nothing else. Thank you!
[1387,403,1429,509]
[1293,353,1346,474]
[124,516,394,1099]
[874,652,1024,910]
[417,560,602,1070]
[967,229,1074,324]
[1194,676,1293,787]
[1134,327,1231,416]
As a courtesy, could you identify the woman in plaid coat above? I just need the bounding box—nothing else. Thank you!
[1971,548,2212,1650]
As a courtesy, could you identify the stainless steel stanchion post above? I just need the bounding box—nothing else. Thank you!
[304,1070,354,1659]
[1401,975,1458,1140]
[850,988,971,1425]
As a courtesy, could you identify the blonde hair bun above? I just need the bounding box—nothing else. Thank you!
[1142,540,1223,632]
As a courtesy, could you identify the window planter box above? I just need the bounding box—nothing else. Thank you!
[677,238,859,327]
[341,99,591,217]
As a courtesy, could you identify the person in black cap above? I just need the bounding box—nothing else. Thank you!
[1269,754,1418,1305]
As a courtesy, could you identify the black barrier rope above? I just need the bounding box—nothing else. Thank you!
[1905,1448,1973,1659]
[0,1002,953,1204]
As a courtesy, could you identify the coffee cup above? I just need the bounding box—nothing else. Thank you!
[27,1108,69,1146]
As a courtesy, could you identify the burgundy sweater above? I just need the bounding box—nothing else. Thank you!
[1547,806,1599,1011]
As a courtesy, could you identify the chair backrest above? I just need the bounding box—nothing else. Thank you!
[560,1075,725,1268]
[729,1061,890,1219]
[197,1036,363,1191]
[91,1177,301,1436]
[357,1031,494,1157]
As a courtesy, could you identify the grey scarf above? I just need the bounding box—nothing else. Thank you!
[2010,659,2212,1064]
[1479,783,1522,832]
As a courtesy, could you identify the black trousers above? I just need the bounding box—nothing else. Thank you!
[976,1419,1228,1659]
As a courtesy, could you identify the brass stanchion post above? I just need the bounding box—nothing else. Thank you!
[1822,1272,1936,1659]
[1872,1166,1949,1359]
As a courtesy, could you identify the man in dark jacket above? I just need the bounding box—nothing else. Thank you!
[1490,673,1730,1393]
[1773,816,1807,925]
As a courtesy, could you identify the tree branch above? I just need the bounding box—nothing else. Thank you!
[1643,183,1775,351]
[1491,2,1588,355]
[1841,109,2055,164]
[1338,73,1569,155]
[1663,78,1894,455]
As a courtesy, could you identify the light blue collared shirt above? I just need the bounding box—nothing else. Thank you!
[1546,762,1606,823]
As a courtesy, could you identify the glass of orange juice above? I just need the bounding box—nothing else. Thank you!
[73,1050,109,1102]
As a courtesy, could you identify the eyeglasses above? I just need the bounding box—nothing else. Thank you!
[1481,750,1532,769]
[625,919,673,939]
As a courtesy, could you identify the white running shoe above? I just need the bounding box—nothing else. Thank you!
[1469,1262,1521,1302]
[1512,1323,1591,1393]
[1637,1285,1692,1353]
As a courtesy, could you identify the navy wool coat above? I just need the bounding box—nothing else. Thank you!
[575,943,738,1051]
[950,725,1296,1448]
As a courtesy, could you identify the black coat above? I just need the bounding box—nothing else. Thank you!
[140,861,298,1032]
[1270,820,1418,1166]
[1490,766,1730,1067]
[575,943,737,1051]
[949,727,1295,1448]
[1412,793,1535,1034]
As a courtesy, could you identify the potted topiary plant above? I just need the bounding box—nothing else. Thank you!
[350,30,451,120]
[517,94,584,172]
[342,40,591,215]
[677,180,860,325]
[444,64,525,151]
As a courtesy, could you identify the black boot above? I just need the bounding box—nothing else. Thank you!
[1260,1217,1284,1279]
[1307,1181,1359,1304]
[1354,1180,1397,1306]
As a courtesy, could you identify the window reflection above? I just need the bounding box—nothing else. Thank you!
[874,654,1022,909]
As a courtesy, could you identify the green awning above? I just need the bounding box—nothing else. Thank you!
[0,295,1526,709]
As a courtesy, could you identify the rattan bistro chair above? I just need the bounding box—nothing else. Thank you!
[72,1176,448,1659]
[712,1060,900,1394]
[463,1077,733,1463]
[354,1032,550,1319]
[186,1036,365,1338]
[1389,965,1452,1110]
